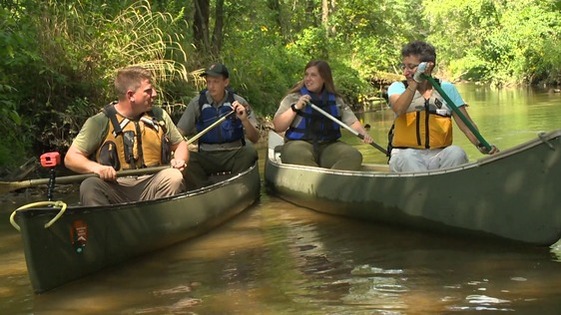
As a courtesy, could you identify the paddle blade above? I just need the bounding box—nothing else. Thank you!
[0,180,35,194]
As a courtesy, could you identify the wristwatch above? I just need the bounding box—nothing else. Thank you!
[291,103,300,112]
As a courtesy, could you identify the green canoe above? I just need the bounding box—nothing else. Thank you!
[265,130,561,246]
[11,162,260,293]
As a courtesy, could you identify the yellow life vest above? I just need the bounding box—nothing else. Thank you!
[392,92,453,149]
[96,104,170,170]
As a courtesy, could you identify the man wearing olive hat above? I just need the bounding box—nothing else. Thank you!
[177,63,259,188]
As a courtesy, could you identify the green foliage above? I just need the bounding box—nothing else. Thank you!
[288,27,331,60]
[2,0,561,174]
[424,0,561,85]
[329,0,424,75]
[330,62,374,111]
[0,8,32,170]
[0,84,27,171]
[538,39,561,84]
[223,45,306,116]
[0,0,189,166]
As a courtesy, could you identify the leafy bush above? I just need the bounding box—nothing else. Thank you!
[1,0,189,163]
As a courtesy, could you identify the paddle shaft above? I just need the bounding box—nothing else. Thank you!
[423,75,492,151]
[0,166,169,194]
[185,110,235,144]
[308,103,388,155]
[1,110,237,194]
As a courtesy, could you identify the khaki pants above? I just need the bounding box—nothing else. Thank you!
[280,140,363,170]
[183,143,258,189]
[79,168,185,206]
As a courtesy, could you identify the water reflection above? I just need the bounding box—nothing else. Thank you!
[278,209,561,313]
[3,190,561,313]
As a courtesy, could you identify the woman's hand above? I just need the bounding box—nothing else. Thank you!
[295,95,311,110]
[362,133,374,144]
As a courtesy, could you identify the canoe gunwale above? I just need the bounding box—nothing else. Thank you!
[14,162,260,218]
[267,129,561,178]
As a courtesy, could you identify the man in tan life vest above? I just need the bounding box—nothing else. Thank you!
[65,66,189,205]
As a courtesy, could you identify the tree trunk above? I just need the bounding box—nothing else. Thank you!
[305,0,318,26]
[212,0,224,54]
[322,0,328,26]
[193,0,210,53]
[267,0,286,38]
[328,0,336,35]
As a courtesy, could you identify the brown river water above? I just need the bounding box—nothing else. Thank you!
[2,83,561,314]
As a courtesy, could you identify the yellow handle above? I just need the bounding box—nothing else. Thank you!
[10,200,67,231]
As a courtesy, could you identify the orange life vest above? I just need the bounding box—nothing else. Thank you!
[96,104,170,170]
[392,90,453,149]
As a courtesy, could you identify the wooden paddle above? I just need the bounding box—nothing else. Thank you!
[0,109,237,194]
[0,166,169,194]
[423,74,492,152]
[308,103,388,155]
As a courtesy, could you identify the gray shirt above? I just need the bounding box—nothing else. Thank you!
[177,90,258,151]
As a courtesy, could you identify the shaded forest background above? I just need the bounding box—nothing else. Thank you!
[1,0,560,175]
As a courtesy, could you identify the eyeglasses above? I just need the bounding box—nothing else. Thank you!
[399,63,420,71]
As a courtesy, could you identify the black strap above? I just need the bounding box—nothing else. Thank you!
[102,102,122,136]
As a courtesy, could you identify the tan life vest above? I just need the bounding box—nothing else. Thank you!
[392,91,453,149]
[96,104,170,170]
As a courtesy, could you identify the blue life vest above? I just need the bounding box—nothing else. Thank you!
[285,87,342,142]
[196,89,244,144]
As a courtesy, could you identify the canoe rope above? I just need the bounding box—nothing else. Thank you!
[10,200,68,232]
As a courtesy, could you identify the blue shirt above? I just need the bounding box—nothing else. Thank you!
[388,81,465,109]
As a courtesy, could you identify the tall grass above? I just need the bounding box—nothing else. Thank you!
[0,1,195,171]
